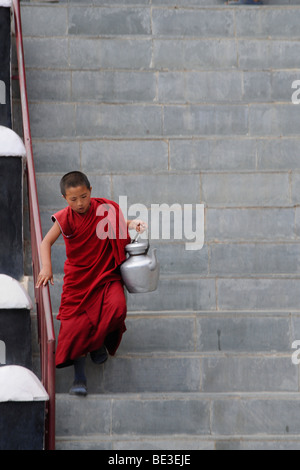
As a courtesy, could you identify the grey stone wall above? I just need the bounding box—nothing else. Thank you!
[16,0,300,449]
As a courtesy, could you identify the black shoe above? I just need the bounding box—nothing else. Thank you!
[69,381,87,397]
[90,345,108,364]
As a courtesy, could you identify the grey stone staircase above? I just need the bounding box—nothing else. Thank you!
[18,0,300,449]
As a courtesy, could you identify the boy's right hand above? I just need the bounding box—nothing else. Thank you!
[36,267,54,287]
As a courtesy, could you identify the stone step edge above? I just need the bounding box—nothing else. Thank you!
[55,391,300,401]
[55,392,300,442]
[55,433,300,452]
[30,309,300,318]
[49,351,298,359]
[55,432,300,443]
[20,3,300,10]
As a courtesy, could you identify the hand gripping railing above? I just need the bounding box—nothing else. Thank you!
[12,0,56,450]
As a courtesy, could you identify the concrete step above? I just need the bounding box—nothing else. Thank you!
[29,307,299,394]
[48,310,296,355]
[17,2,300,151]
[25,1,300,6]
[55,350,298,394]
[55,433,300,451]
[29,301,299,394]
[55,391,300,450]
[20,1,300,44]
[28,274,300,315]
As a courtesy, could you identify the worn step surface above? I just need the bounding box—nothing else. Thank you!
[55,351,298,395]
[55,392,300,450]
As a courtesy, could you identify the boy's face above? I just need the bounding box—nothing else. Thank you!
[63,185,92,215]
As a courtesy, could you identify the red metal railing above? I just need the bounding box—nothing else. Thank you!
[12,0,56,450]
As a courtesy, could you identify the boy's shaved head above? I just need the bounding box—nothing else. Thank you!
[60,171,91,196]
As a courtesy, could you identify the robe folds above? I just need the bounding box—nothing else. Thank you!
[52,197,131,368]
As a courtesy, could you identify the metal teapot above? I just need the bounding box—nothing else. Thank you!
[120,233,160,293]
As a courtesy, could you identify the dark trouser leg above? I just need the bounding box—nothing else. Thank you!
[69,356,87,396]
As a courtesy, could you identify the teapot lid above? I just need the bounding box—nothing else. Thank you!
[125,237,149,255]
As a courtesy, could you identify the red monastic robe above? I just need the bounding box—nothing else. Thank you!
[52,198,131,368]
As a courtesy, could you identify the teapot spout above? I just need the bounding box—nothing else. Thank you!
[149,248,157,271]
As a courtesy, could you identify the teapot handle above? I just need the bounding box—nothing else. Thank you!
[131,231,140,243]
[131,227,149,244]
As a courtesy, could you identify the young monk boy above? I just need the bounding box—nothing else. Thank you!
[36,171,145,396]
